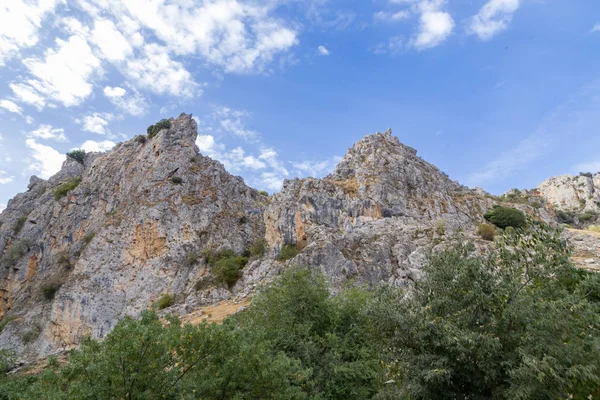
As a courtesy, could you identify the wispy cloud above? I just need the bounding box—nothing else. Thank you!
[591,23,600,33]
[467,82,600,187]
[469,0,520,41]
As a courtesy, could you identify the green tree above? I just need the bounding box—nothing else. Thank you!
[374,220,600,399]
[484,206,526,229]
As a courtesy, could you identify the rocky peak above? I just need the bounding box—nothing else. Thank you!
[537,173,600,214]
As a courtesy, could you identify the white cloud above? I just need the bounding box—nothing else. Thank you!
[90,19,133,62]
[77,112,113,135]
[25,116,34,125]
[104,86,126,98]
[467,134,549,187]
[25,139,65,179]
[0,204,6,213]
[411,10,454,49]
[80,140,116,153]
[469,0,520,41]
[125,44,198,97]
[372,35,405,55]
[292,157,340,177]
[12,35,102,109]
[591,23,600,33]
[214,107,258,140]
[196,134,225,158]
[103,86,148,116]
[0,0,65,65]
[318,45,330,55]
[27,124,68,142]
[0,100,23,115]
[373,10,410,21]
[0,170,14,184]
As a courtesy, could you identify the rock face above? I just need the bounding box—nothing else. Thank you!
[0,117,588,363]
[537,174,600,214]
[261,129,493,289]
[0,114,266,361]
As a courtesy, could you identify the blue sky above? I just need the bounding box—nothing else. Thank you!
[1,0,600,211]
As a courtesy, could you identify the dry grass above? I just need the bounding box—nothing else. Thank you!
[181,297,251,325]
[331,178,359,197]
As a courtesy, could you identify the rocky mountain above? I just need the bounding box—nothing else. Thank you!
[0,113,594,364]
[538,173,600,214]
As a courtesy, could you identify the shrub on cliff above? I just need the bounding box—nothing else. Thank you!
[54,178,82,200]
[147,119,171,138]
[213,256,248,288]
[278,245,299,261]
[66,150,85,165]
[477,223,496,241]
[483,206,526,229]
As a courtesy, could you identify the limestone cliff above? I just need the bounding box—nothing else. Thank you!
[0,116,590,364]
[0,114,266,361]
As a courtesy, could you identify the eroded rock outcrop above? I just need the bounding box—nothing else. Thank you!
[0,118,588,364]
[0,114,266,361]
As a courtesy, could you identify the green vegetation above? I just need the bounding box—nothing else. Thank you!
[588,225,600,233]
[55,252,71,269]
[171,176,183,184]
[259,190,269,196]
[249,238,268,258]
[1,221,600,399]
[82,232,95,246]
[40,283,61,301]
[580,172,594,178]
[13,216,27,235]
[0,316,18,333]
[66,150,86,164]
[21,325,41,344]
[0,240,30,268]
[147,119,171,138]
[278,244,299,261]
[483,206,526,229]
[134,135,147,144]
[153,293,174,310]
[53,178,82,200]
[373,220,600,399]
[477,222,496,241]
[213,256,248,288]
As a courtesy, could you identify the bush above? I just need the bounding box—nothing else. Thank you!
[13,216,27,234]
[153,294,174,310]
[41,283,61,301]
[483,206,526,229]
[0,316,18,333]
[147,119,171,138]
[580,172,593,178]
[54,178,82,200]
[55,252,71,269]
[213,256,248,288]
[477,223,496,241]
[66,150,86,164]
[202,248,235,266]
[83,232,96,245]
[277,245,299,261]
[249,238,268,258]
[373,221,600,399]
[259,190,269,196]
[22,325,41,344]
[0,240,31,267]
[171,176,183,184]
[557,210,576,225]
[579,212,597,222]
[134,135,147,144]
